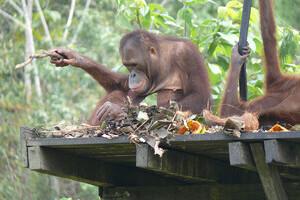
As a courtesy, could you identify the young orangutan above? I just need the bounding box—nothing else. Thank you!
[219,0,300,126]
[48,30,211,125]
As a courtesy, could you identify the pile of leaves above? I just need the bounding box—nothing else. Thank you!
[34,102,209,156]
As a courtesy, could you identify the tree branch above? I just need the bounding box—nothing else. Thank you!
[136,8,142,29]
[161,0,168,6]
[0,8,26,28]
[7,0,24,16]
[34,0,53,46]
[71,0,91,44]
[63,0,76,41]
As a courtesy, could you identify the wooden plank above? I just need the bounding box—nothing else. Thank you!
[101,183,300,200]
[25,130,300,147]
[27,136,131,146]
[171,131,300,143]
[136,144,258,184]
[229,142,255,171]
[228,142,300,180]
[265,140,300,167]
[27,146,184,187]
[280,167,300,181]
[250,143,288,200]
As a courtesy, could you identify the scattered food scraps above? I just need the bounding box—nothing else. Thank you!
[203,109,259,137]
[31,104,295,156]
[268,123,289,132]
[178,120,206,135]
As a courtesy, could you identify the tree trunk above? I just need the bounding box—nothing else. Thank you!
[22,0,43,103]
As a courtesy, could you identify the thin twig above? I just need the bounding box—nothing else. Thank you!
[71,0,91,44]
[0,8,26,28]
[167,112,177,131]
[63,0,76,41]
[34,0,53,45]
[7,0,24,16]
[136,8,142,28]
[134,118,150,133]
[15,51,50,69]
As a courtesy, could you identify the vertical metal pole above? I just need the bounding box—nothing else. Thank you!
[238,0,252,101]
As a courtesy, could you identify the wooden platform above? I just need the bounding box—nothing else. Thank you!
[20,127,300,200]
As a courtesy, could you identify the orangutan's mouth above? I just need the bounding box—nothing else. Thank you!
[130,79,147,93]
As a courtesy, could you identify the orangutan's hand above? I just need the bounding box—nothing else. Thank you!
[231,43,250,68]
[96,102,127,123]
[48,48,86,68]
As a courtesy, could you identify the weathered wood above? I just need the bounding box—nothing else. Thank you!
[21,126,300,200]
[20,126,34,167]
[171,131,300,143]
[101,183,300,200]
[228,142,300,180]
[25,131,300,147]
[228,142,255,171]
[27,136,131,147]
[280,167,300,180]
[250,143,288,200]
[136,144,258,184]
[27,146,184,187]
[265,140,300,167]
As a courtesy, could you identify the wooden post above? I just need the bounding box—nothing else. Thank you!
[250,143,288,200]
[264,140,300,167]
[228,142,255,171]
[20,126,34,167]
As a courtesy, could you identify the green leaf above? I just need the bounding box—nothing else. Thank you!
[45,10,61,22]
[218,32,238,45]
[208,63,222,74]
[177,7,193,26]
[178,0,208,6]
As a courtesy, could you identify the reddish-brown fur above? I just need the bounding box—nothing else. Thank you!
[220,0,300,125]
[49,30,211,125]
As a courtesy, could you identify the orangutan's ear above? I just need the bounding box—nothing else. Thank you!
[149,47,157,55]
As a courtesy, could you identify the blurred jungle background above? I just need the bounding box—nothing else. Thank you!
[0,0,299,199]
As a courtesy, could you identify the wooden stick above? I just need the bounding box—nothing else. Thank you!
[15,51,50,69]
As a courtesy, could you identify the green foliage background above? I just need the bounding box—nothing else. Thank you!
[0,0,299,199]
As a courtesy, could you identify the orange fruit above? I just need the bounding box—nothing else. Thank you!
[177,126,188,135]
[268,124,288,132]
[187,120,205,134]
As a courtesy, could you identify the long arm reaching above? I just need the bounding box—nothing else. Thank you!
[48,48,129,92]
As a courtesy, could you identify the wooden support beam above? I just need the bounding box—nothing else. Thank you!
[228,142,255,171]
[101,183,300,200]
[250,143,288,200]
[27,146,183,187]
[264,140,300,167]
[280,167,300,181]
[20,127,31,167]
[136,144,258,184]
[229,142,300,180]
